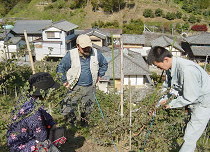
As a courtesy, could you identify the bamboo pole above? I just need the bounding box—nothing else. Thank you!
[129,79,132,150]
[24,30,35,74]
[120,36,124,118]
[204,54,208,71]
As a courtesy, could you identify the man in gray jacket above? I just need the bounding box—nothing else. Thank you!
[57,34,108,125]
[147,46,210,152]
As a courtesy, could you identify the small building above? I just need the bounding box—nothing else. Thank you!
[75,28,122,48]
[151,35,185,57]
[12,20,53,42]
[0,29,15,61]
[7,37,26,59]
[82,28,111,47]
[122,34,145,48]
[103,49,152,92]
[182,32,210,62]
[33,20,78,61]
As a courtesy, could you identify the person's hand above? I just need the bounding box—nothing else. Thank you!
[148,109,156,116]
[160,99,167,105]
[164,105,171,109]
[63,82,70,88]
[96,77,101,83]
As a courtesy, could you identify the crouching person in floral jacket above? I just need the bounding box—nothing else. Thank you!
[7,72,64,152]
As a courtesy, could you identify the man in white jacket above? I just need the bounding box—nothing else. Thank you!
[57,34,108,125]
[147,46,210,152]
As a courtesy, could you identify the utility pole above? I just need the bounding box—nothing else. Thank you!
[111,34,115,88]
[120,35,124,118]
[24,30,35,74]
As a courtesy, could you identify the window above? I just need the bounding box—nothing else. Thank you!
[46,31,60,39]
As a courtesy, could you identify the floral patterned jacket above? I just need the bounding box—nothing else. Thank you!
[7,97,56,152]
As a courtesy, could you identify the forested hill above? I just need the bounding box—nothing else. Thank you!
[0,0,209,33]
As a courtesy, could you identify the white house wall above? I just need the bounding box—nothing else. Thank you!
[28,36,41,42]
[8,45,17,52]
[124,75,144,86]
[34,27,67,60]
[172,51,182,56]
[165,46,182,57]
[0,41,5,61]
[35,42,65,60]
[42,27,62,41]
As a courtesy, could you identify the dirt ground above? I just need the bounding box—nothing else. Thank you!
[59,127,129,152]
[60,133,124,152]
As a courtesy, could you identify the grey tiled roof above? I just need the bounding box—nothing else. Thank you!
[12,20,53,34]
[100,28,122,35]
[74,29,85,35]
[0,29,10,40]
[185,32,210,44]
[83,28,111,39]
[92,43,111,52]
[47,20,78,31]
[122,34,145,45]
[191,46,210,56]
[151,36,184,52]
[143,31,183,47]
[75,28,122,37]
[104,50,150,79]
[8,37,22,44]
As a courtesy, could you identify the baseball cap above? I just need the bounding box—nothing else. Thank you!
[76,34,92,48]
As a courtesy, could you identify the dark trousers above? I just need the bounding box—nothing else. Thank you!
[61,85,95,123]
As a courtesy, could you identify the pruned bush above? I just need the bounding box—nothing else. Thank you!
[155,8,163,17]
[91,20,119,28]
[165,12,176,20]
[143,9,154,18]
[188,15,197,23]
[122,19,144,34]
[176,11,182,19]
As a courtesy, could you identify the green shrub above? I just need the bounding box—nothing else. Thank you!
[122,19,144,34]
[176,11,182,19]
[89,89,188,151]
[143,9,154,18]
[155,8,163,17]
[165,12,176,20]
[188,15,197,23]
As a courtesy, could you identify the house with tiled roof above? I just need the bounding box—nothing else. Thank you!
[0,29,16,60]
[7,37,26,59]
[12,20,53,42]
[75,28,119,55]
[79,28,111,47]
[121,34,149,58]
[182,32,210,62]
[122,34,145,48]
[33,20,78,61]
[151,35,185,57]
[99,49,152,92]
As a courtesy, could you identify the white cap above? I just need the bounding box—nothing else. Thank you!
[76,34,92,48]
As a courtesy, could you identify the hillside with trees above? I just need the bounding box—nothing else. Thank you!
[0,0,209,34]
